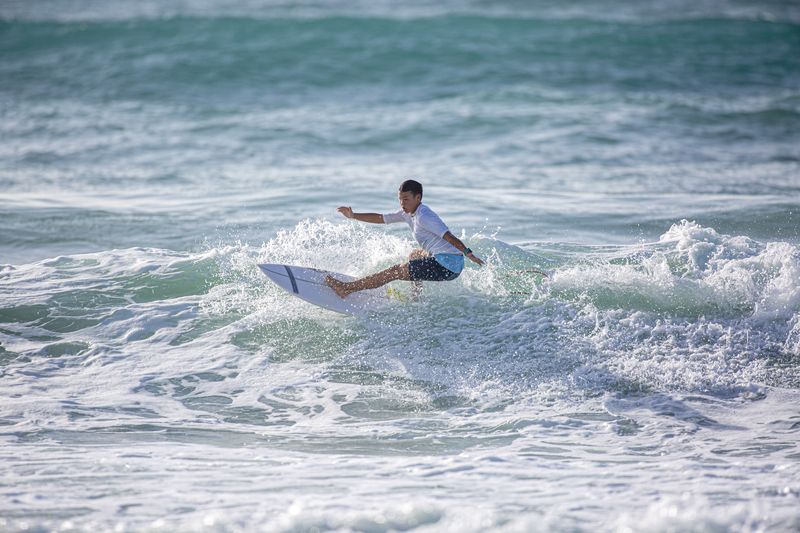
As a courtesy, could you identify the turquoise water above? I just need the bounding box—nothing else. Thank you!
[1,1,800,531]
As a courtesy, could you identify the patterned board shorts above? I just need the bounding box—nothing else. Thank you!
[408,256,460,282]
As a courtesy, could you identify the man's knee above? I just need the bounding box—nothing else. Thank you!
[408,249,428,261]
[381,264,403,280]
[397,263,411,281]
[393,263,411,281]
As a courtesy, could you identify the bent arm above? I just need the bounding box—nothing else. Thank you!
[337,206,385,224]
[443,231,468,253]
[443,232,484,266]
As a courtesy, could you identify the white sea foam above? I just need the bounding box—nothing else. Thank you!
[1,219,799,531]
[2,0,798,526]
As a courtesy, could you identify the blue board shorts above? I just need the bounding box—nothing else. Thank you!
[408,256,460,282]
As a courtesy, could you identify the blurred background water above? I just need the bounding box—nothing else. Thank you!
[1,1,799,531]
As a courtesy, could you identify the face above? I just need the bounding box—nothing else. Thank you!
[398,191,422,213]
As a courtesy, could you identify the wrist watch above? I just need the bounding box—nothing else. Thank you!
[463,248,473,256]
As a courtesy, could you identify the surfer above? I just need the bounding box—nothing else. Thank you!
[325,179,484,299]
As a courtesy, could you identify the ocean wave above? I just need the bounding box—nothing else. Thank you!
[1,219,798,399]
[3,14,797,106]
[2,0,799,23]
[2,218,799,530]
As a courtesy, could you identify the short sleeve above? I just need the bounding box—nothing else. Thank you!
[418,207,450,238]
[382,210,405,224]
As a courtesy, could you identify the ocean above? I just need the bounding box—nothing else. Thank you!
[1,0,799,531]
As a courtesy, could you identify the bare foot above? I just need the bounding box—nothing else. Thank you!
[325,275,351,299]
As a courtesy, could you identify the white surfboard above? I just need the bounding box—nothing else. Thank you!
[258,263,393,315]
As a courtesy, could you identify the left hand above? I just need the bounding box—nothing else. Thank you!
[337,206,354,219]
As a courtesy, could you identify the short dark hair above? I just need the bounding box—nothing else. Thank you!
[399,179,423,197]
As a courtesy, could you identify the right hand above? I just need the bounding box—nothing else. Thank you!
[337,206,354,219]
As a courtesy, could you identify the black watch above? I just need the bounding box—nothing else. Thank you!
[463,248,473,256]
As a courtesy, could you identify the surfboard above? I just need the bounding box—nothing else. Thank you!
[258,263,392,315]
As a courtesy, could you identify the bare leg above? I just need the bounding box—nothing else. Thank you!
[326,263,411,299]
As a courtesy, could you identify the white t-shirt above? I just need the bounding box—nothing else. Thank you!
[382,203,461,257]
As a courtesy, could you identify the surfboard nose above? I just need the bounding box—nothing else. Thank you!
[257,263,390,316]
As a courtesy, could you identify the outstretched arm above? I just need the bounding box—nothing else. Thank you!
[443,231,485,266]
[337,206,384,224]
